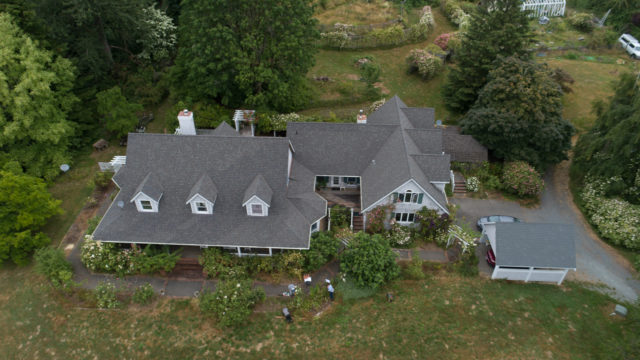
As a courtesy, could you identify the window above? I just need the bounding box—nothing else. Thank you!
[196,202,207,212]
[342,177,359,185]
[251,204,263,215]
[332,177,340,185]
[395,212,416,223]
[140,200,153,210]
[394,191,423,204]
[311,221,319,233]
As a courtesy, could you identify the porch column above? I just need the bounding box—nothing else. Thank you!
[237,246,242,257]
[328,207,332,231]
[491,265,499,280]
[557,269,570,285]
[235,119,240,132]
[525,267,534,282]
[350,208,354,231]
[362,212,367,232]
[251,123,255,137]
[268,248,273,256]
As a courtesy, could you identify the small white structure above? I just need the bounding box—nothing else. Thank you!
[176,109,196,135]
[233,110,256,136]
[485,223,576,285]
[521,0,565,18]
[98,155,127,172]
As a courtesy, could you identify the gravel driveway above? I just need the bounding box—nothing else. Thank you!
[451,160,640,303]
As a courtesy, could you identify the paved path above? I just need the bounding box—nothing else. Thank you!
[452,160,640,303]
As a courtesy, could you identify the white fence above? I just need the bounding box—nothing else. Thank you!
[521,0,565,17]
[492,266,570,285]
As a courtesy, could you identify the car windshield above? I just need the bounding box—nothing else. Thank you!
[488,216,500,222]
[499,216,516,222]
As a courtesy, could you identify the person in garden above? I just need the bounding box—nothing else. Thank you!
[327,282,335,301]
[282,307,292,323]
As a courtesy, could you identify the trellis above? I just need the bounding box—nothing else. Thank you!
[521,0,565,18]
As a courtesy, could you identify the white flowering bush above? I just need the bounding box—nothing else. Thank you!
[408,6,436,41]
[386,224,413,247]
[199,280,265,327]
[581,178,640,250]
[81,236,135,276]
[466,176,479,192]
[368,98,386,113]
[406,49,443,80]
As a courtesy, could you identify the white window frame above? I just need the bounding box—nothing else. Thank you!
[398,190,419,204]
[187,194,213,214]
[140,200,153,210]
[395,212,416,223]
[132,192,159,213]
[245,196,269,216]
[311,221,319,233]
[251,203,263,215]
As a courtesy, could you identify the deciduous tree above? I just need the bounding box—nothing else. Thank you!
[340,232,399,289]
[96,86,143,138]
[172,0,319,111]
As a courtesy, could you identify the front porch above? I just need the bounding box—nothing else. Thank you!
[316,188,361,211]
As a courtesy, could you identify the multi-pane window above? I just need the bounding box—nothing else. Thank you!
[140,200,153,210]
[196,202,207,212]
[251,204,263,215]
[395,212,416,223]
[394,191,423,204]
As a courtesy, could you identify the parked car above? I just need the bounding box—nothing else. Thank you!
[618,34,640,59]
[486,246,496,267]
[476,215,521,231]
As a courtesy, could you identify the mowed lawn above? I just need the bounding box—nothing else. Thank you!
[1,265,636,359]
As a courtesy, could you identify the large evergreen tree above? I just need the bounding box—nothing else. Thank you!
[460,56,574,170]
[0,14,77,180]
[442,0,532,113]
[572,73,640,204]
[171,0,319,111]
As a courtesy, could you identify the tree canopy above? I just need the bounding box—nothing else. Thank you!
[442,0,532,113]
[171,0,319,111]
[96,86,144,139]
[0,167,62,265]
[460,56,574,170]
[0,13,77,180]
[572,73,640,204]
[340,232,399,289]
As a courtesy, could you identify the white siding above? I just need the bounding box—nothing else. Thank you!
[245,196,269,216]
[364,180,444,215]
[131,192,159,213]
[492,266,570,285]
[187,194,214,214]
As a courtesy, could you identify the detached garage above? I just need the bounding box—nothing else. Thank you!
[484,223,576,285]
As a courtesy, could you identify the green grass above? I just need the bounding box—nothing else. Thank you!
[1,266,637,359]
[314,0,400,26]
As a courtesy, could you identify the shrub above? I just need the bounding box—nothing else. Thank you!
[425,44,446,57]
[502,161,544,198]
[289,283,328,313]
[466,176,479,192]
[445,183,453,197]
[257,112,300,134]
[406,49,443,80]
[33,247,73,288]
[304,232,340,272]
[95,282,120,309]
[408,6,436,41]
[340,232,399,289]
[132,245,181,274]
[86,215,102,235]
[366,204,394,234]
[568,13,594,33]
[199,280,265,327]
[279,251,305,279]
[404,251,425,280]
[199,247,248,280]
[330,205,351,229]
[434,33,452,50]
[132,284,155,305]
[360,62,381,84]
[580,178,640,250]
[415,207,453,244]
[93,171,114,189]
[454,250,478,277]
[367,25,405,46]
[587,27,617,49]
[368,98,386,113]
[386,224,413,247]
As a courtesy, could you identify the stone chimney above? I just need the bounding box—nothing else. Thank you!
[357,109,367,124]
[177,109,196,135]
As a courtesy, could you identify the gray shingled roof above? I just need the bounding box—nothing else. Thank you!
[132,172,163,202]
[94,133,324,249]
[443,126,488,163]
[495,223,577,269]
[412,154,451,182]
[407,129,443,154]
[243,174,274,206]
[211,122,239,136]
[401,107,435,128]
[187,174,218,204]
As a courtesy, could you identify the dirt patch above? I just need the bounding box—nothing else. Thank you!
[345,74,360,80]
[373,82,390,94]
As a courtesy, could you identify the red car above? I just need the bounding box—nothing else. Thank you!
[486,246,496,267]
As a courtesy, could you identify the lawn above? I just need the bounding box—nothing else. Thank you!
[1,265,637,359]
[314,0,400,26]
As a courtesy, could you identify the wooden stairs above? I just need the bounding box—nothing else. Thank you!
[453,173,467,194]
[352,215,364,232]
[168,258,205,279]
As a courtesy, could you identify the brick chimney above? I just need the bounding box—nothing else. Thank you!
[177,109,196,135]
[357,109,367,124]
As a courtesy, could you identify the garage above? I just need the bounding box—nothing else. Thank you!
[484,223,576,285]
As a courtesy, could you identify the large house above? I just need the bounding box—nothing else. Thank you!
[93,96,486,256]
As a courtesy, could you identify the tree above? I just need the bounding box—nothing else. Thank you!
[460,56,574,169]
[172,0,319,111]
[304,232,341,272]
[96,86,143,138]
[0,168,62,265]
[442,0,532,113]
[572,73,640,204]
[0,13,77,180]
[340,232,399,289]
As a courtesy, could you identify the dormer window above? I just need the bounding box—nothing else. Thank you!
[130,172,163,213]
[132,194,159,212]
[186,175,217,215]
[251,204,264,215]
[243,174,273,217]
[187,195,213,214]
[140,200,153,210]
[196,202,207,212]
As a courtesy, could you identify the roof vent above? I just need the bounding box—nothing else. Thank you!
[117,201,124,208]
[436,120,443,127]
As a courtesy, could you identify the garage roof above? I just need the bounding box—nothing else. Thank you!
[495,223,576,269]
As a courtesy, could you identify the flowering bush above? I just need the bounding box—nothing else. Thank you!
[434,33,452,50]
[415,207,452,245]
[466,176,479,192]
[581,178,640,250]
[408,6,436,41]
[94,282,120,309]
[406,49,443,80]
[502,161,544,198]
[386,224,413,247]
[199,280,265,327]
[368,98,386,113]
[568,13,594,33]
[441,0,469,28]
[366,204,394,234]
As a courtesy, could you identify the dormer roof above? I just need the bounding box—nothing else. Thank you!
[211,122,240,136]
[186,174,218,204]
[131,172,163,202]
[242,174,273,207]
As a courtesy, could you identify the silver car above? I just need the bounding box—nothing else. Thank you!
[476,215,521,231]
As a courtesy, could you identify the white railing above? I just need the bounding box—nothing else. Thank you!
[521,0,565,17]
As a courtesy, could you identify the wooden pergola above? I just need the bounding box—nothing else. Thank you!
[521,0,565,17]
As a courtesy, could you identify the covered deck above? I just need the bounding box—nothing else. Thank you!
[316,188,361,211]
